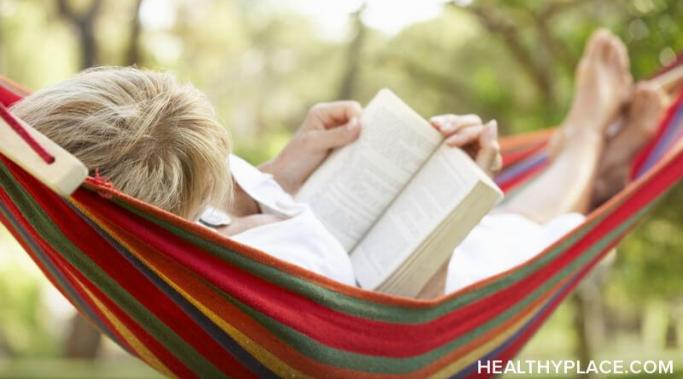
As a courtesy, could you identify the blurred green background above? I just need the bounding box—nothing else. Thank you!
[0,0,682,378]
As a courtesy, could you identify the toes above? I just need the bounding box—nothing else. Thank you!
[599,33,633,97]
[623,83,666,137]
[591,30,629,69]
[601,36,615,62]
[609,35,632,87]
[613,37,630,72]
[583,29,610,59]
[630,83,666,118]
[603,36,624,68]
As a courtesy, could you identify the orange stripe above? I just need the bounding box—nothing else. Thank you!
[418,273,574,378]
[64,267,176,378]
[75,198,584,378]
[500,128,554,152]
[75,132,681,311]
[0,75,31,96]
[80,207,388,378]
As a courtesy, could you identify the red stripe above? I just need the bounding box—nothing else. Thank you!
[0,187,195,379]
[492,147,683,370]
[1,74,680,361]
[469,148,683,378]
[501,141,547,168]
[484,237,628,378]
[487,245,619,379]
[499,161,547,193]
[71,187,633,356]
[651,53,683,78]
[75,140,683,358]
[631,90,683,178]
[0,191,130,348]
[4,160,256,378]
[55,248,200,379]
[0,80,23,106]
[1,94,678,360]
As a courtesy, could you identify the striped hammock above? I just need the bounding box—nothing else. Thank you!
[0,71,681,379]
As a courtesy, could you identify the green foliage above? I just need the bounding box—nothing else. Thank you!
[0,230,58,356]
[609,186,683,301]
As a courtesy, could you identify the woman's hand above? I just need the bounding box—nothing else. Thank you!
[429,114,503,177]
[261,101,363,194]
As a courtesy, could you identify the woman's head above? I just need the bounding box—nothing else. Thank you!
[11,67,231,219]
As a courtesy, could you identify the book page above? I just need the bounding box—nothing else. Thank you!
[295,89,442,251]
[351,144,502,290]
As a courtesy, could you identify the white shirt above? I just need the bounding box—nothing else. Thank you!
[199,157,583,294]
[445,212,585,293]
[199,155,356,286]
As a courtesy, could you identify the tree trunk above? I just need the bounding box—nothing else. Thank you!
[0,329,16,358]
[572,293,593,379]
[337,4,367,99]
[78,20,98,68]
[664,310,678,349]
[125,0,145,66]
[453,3,557,106]
[55,0,105,359]
[572,278,606,379]
[56,0,103,69]
[63,315,102,359]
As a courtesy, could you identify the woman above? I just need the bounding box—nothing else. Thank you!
[10,29,664,295]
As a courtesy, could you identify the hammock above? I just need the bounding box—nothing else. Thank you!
[0,70,681,379]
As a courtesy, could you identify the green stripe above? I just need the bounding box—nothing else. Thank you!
[0,164,229,378]
[116,194,621,323]
[206,206,651,374]
[2,159,670,375]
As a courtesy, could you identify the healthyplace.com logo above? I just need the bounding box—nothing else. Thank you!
[477,359,674,376]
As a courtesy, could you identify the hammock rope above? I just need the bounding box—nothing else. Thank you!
[0,70,682,378]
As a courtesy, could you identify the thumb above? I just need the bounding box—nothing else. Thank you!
[308,117,361,150]
[475,120,500,174]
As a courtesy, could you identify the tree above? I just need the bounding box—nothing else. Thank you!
[56,0,104,68]
[125,0,145,66]
[337,3,367,99]
[53,0,149,360]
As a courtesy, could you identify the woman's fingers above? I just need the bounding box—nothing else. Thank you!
[445,123,484,147]
[305,117,361,150]
[309,101,363,127]
[475,120,503,176]
[431,114,482,136]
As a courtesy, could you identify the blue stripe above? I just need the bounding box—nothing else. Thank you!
[636,104,683,178]
[451,270,581,379]
[495,153,548,185]
[71,205,278,379]
[0,201,130,353]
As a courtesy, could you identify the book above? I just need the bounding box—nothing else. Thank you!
[295,89,504,297]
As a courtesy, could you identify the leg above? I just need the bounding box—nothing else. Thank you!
[499,30,632,223]
[419,30,632,299]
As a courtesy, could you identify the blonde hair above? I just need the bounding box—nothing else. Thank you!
[11,66,232,219]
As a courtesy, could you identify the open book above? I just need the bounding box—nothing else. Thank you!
[296,89,503,297]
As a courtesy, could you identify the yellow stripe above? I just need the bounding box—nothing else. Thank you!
[70,275,176,378]
[158,270,308,378]
[432,293,553,378]
[73,201,307,378]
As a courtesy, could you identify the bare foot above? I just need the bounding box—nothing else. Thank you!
[591,83,666,207]
[550,29,633,156]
